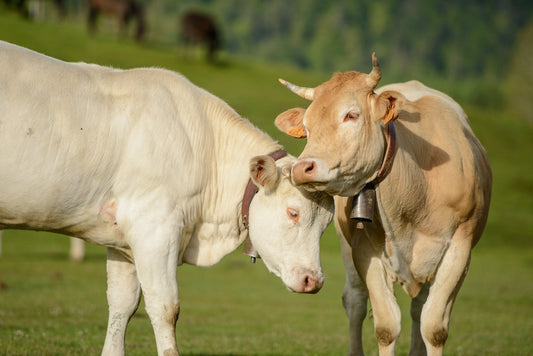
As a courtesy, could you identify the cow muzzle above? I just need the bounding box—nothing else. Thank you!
[292,159,331,185]
[292,159,317,185]
[291,158,338,194]
[285,269,324,294]
[301,274,324,294]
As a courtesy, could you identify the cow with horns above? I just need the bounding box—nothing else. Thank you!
[275,54,492,356]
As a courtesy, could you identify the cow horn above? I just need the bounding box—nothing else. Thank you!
[367,52,382,88]
[278,78,315,101]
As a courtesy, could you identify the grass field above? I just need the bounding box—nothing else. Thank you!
[0,10,532,356]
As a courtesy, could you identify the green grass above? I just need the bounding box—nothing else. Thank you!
[1,9,532,356]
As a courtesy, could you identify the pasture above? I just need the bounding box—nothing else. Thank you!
[0,10,532,355]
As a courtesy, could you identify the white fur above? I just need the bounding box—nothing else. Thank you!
[279,74,491,355]
[0,41,333,355]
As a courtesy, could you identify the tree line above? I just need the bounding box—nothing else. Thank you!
[159,0,532,81]
[4,0,532,88]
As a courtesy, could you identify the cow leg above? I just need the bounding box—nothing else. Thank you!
[102,247,141,356]
[420,237,471,356]
[409,283,429,356]
[127,221,181,356]
[351,249,400,355]
[365,258,401,356]
[69,237,85,261]
[339,233,368,356]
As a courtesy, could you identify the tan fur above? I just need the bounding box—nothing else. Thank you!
[277,61,492,356]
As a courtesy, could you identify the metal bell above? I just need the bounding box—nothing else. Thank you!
[350,185,376,222]
[242,236,260,263]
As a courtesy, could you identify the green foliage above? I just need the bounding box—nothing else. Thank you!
[507,21,533,125]
[0,8,532,356]
[41,0,532,82]
[149,0,533,80]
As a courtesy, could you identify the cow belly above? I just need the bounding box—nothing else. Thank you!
[0,191,127,248]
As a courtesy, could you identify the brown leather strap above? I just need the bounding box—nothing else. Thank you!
[241,149,288,229]
[375,122,396,183]
[242,149,288,262]
[241,180,258,230]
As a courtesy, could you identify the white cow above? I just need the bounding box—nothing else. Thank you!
[0,41,334,355]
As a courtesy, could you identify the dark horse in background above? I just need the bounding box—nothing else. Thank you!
[88,0,146,42]
[181,10,220,62]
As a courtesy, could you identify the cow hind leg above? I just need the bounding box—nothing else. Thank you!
[339,234,368,356]
[420,237,472,356]
[409,283,429,356]
[69,237,85,261]
[102,247,141,356]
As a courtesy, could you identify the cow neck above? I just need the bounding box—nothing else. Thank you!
[241,149,288,262]
[350,122,396,222]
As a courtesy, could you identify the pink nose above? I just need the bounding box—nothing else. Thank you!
[302,274,324,294]
[292,159,317,185]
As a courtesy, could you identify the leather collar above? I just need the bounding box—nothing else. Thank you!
[242,149,288,262]
[374,121,396,184]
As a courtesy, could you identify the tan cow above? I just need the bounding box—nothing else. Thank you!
[275,54,492,356]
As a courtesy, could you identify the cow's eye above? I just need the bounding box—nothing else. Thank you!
[287,208,300,223]
[344,111,359,122]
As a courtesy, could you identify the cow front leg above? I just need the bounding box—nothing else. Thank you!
[339,233,368,356]
[350,228,401,356]
[420,237,471,356]
[352,245,401,356]
[128,223,181,356]
[366,258,401,356]
[102,247,141,356]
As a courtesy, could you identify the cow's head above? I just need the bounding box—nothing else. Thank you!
[275,53,402,196]
[248,155,334,293]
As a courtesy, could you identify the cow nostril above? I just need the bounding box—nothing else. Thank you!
[301,274,323,293]
[292,160,318,184]
[304,161,315,174]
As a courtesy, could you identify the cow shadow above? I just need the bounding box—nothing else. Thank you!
[395,111,450,170]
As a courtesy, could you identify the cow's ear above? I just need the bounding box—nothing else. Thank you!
[250,155,280,193]
[275,108,307,138]
[374,91,404,124]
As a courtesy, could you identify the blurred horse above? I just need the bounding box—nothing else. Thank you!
[88,0,146,42]
[181,10,220,62]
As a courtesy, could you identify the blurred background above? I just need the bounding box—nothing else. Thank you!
[2,0,533,114]
[0,1,532,355]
